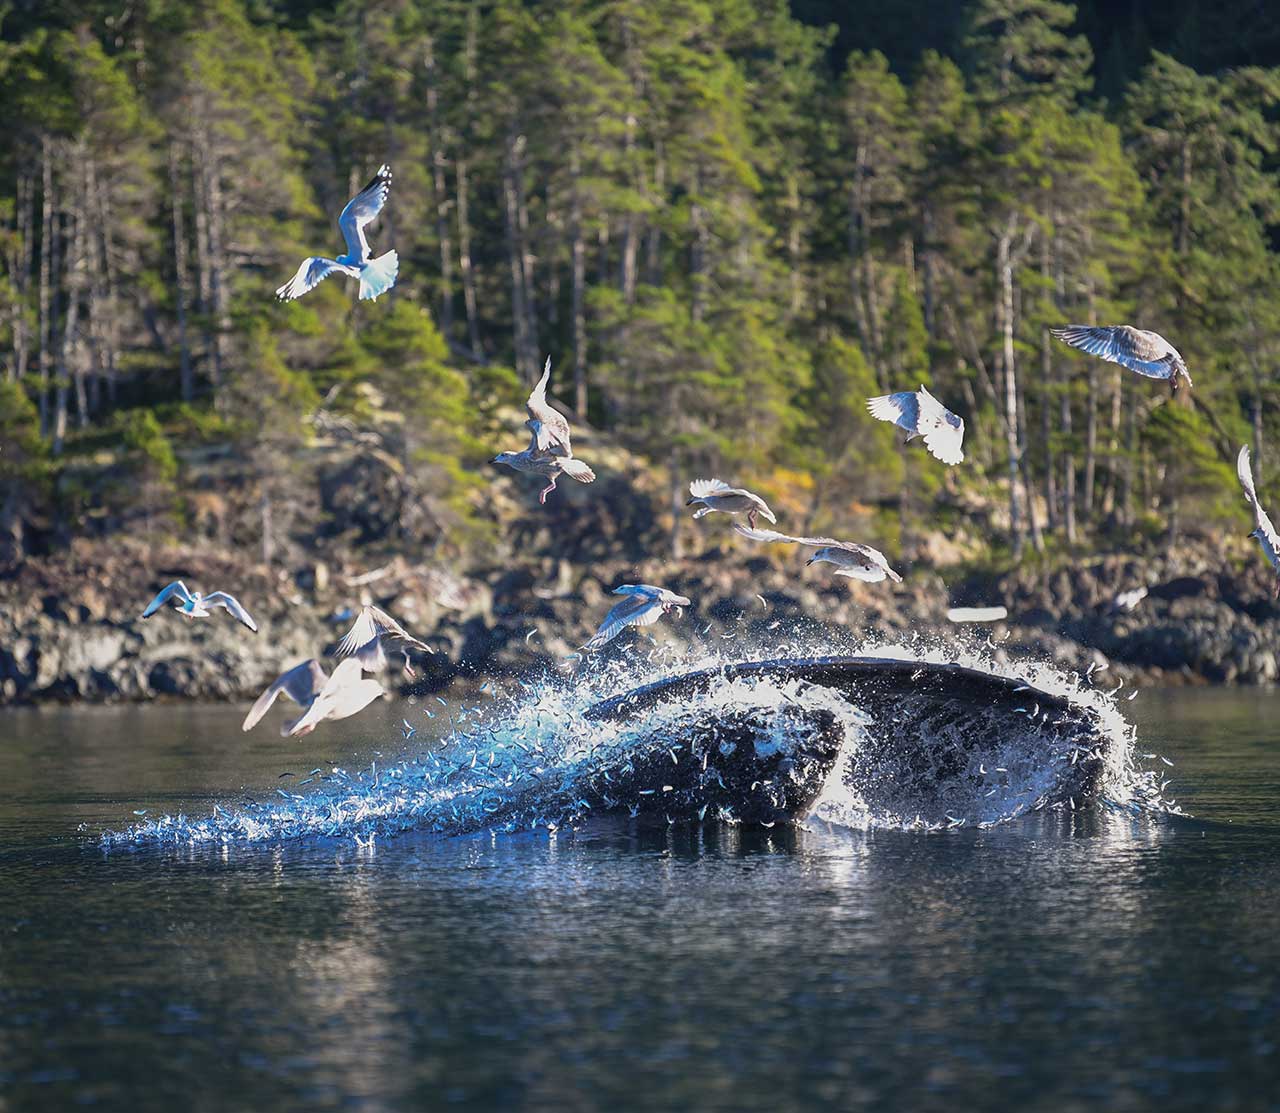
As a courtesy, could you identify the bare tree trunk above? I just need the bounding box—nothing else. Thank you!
[424,36,454,336]
[1080,271,1098,520]
[620,111,639,304]
[512,136,538,365]
[204,152,230,389]
[689,165,708,324]
[38,138,53,436]
[570,145,588,416]
[455,158,481,356]
[502,133,532,381]
[191,146,213,383]
[1038,234,1056,531]
[997,222,1024,558]
[1082,364,1098,518]
[169,142,194,402]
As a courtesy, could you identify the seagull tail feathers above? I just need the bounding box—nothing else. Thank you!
[359,250,399,301]
[561,458,595,484]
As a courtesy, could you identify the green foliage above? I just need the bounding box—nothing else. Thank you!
[1,0,1279,568]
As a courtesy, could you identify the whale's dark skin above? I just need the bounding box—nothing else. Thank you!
[586,656,1113,825]
[465,700,849,832]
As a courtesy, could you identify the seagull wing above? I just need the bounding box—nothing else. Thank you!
[867,391,920,432]
[338,164,393,262]
[204,592,258,632]
[335,606,379,657]
[583,593,665,651]
[834,543,902,583]
[688,478,735,499]
[366,605,432,653]
[732,524,805,545]
[1238,445,1280,548]
[1050,325,1177,380]
[922,414,965,465]
[525,357,573,456]
[912,387,965,464]
[276,257,345,302]
[241,660,326,733]
[141,581,191,618]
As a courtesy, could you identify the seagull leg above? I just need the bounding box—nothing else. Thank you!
[747,508,758,529]
[539,478,557,504]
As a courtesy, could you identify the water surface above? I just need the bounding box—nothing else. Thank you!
[1,689,1278,1111]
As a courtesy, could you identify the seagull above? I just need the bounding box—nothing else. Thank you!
[946,606,1008,623]
[734,524,902,583]
[1237,445,1280,597]
[525,357,573,456]
[867,385,965,465]
[276,164,399,303]
[1110,587,1148,613]
[583,585,692,651]
[686,479,777,529]
[1050,325,1192,390]
[242,660,328,736]
[140,581,258,632]
[335,604,432,678]
[493,432,596,504]
[277,658,385,738]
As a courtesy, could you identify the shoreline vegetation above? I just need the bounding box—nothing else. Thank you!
[4,0,1280,701]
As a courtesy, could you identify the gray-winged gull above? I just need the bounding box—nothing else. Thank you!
[1237,445,1280,597]
[734,524,902,583]
[583,584,692,651]
[867,385,965,465]
[335,604,433,678]
[1050,325,1192,389]
[493,431,596,503]
[686,478,777,529]
[140,581,258,632]
[241,659,328,736]
[251,657,385,737]
[276,164,399,302]
[525,357,573,456]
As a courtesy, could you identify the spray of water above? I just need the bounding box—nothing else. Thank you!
[100,624,1179,850]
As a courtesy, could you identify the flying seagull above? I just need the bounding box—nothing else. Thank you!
[525,357,573,456]
[140,581,258,632]
[267,658,385,738]
[493,431,596,504]
[1050,326,1192,390]
[335,604,432,678]
[734,524,902,583]
[867,385,965,465]
[686,479,777,529]
[583,584,692,652]
[276,164,399,303]
[1236,445,1280,597]
[241,659,329,736]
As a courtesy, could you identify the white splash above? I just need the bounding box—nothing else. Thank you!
[100,624,1177,850]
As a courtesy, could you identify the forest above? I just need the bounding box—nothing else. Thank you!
[2,0,1280,572]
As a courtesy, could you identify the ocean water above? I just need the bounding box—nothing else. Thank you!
[1,662,1278,1111]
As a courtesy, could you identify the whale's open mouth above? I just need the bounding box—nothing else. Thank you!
[101,639,1178,849]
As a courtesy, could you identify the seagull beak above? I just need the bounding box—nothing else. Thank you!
[805,557,816,566]
[684,498,697,506]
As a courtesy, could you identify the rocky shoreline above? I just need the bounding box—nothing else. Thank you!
[3,533,1278,707]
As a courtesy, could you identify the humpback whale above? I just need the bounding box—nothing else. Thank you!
[105,655,1123,848]
[585,656,1114,829]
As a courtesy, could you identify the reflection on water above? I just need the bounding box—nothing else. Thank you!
[0,691,1277,1111]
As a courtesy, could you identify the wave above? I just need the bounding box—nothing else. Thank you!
[100,627,1180,850]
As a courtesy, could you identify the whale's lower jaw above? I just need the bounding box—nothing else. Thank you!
[584,656,1113,828]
